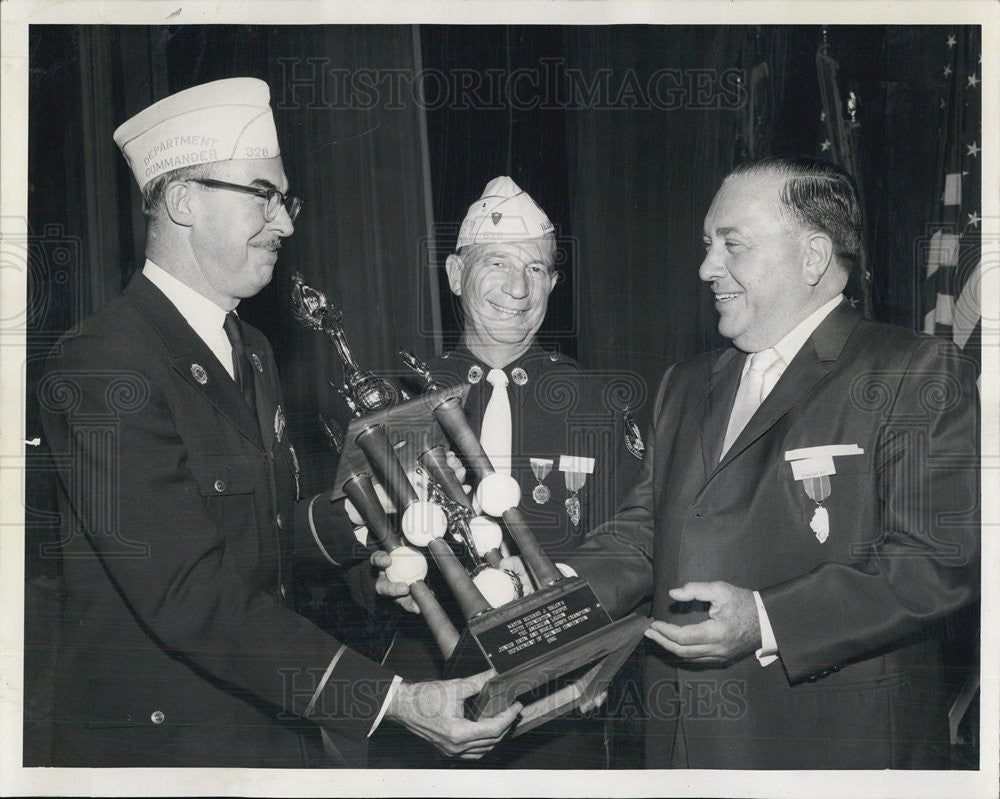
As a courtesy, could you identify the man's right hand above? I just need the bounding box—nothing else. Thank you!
[385,671,522,759]
[372,550,421,614]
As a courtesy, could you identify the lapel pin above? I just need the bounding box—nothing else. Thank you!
[190,363,208,385]
[251,353,263,373]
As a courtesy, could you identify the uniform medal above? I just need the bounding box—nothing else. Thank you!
[558,455,595,529]
[784,443,865,545]
[530,457,553,504]
[802,475,831,543]
[563,473,584,527]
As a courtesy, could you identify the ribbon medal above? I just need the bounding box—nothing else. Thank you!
[784,444,865,544]
[802,475,831,543]
[530,457,553,504]
[558,455,595,528]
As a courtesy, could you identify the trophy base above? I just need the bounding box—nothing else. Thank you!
[444,577,650,737]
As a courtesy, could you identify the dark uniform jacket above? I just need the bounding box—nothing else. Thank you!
[569,303,980,769]
[424,342,642,558]
[38,272,394,767]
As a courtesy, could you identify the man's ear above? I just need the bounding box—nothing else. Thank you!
[163,180,196,227]
[445,254,464,295]
[802,232,834,286]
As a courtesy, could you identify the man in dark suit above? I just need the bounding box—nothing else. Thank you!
[37,77,519,768]
[564,156,979,768]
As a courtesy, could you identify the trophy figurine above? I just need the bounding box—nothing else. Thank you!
[291,272,398,416]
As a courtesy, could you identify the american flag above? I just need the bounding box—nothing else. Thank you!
[922,29,982,374]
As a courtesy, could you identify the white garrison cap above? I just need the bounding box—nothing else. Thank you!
[113,78,280,190]
[456,176,554,250]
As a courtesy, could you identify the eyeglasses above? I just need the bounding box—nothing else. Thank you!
[190,179,302,223]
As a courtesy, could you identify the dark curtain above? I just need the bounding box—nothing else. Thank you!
[566,27,746,402]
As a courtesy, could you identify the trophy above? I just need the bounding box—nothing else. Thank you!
[291,272,398,417]
[293,275,650,735]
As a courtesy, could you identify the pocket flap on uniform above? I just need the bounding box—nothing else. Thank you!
[186,454,255,496]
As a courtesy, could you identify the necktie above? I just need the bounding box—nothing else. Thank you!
[480,368,512,474]
[223,312,256,412]
[720,348,782,460]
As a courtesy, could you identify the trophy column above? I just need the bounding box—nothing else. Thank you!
[355,422,493,622]
[432,396,563,589]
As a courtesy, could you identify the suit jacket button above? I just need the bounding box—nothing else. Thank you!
[150,710,165,724]
[214,479,226,492]
[276,513,285,530]
[280,583,287,599]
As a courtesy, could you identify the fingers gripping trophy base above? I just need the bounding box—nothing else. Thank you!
[444,579,652,738]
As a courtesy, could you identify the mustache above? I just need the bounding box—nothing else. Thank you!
[253,238,283,252]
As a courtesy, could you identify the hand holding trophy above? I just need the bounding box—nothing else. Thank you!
[293,274,649,737]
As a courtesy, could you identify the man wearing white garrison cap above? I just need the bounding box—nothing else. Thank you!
[371,176,643,768]
[39,78,520,768]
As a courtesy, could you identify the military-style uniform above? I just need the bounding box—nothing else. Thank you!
[426,343,641,558]
[368,341,644,768]
[39,273,393,767]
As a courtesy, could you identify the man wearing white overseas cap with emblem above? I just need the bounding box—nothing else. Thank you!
[38,78,520,768]
[368,176,643,768]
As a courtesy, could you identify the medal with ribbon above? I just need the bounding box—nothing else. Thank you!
[802,475,831,543]
[558,454,595,528]
[784,444,865,544]
[530,457,553,504]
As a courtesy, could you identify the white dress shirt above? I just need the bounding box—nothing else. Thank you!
[740,294,845,666]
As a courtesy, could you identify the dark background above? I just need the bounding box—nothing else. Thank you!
[23,24,981,767]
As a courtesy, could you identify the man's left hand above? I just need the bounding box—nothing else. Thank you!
[644,581,760,663]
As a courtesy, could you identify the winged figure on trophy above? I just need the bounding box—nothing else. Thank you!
[291,272,648,735]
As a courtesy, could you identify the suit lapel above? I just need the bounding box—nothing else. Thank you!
[701,348,743,476]
[713,301,863,475]
[124,273,264,449]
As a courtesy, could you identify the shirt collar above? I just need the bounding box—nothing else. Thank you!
[142,259,229,340]
[450,341,550,379]
[770,294,845,367]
